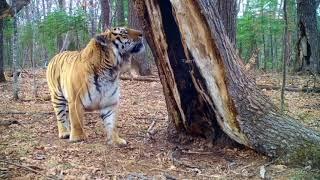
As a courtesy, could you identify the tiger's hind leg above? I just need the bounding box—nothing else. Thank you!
[100,105,126,146]
[51,93,70,139]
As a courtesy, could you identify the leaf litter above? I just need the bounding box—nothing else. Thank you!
[0,69,319,179]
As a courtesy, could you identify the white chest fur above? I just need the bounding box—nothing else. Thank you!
[81,70,120,111]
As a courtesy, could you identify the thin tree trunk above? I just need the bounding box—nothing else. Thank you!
[59,31,70,52]
[31,32,37,98]
[270,27,274,71]
[41,0,46,17]
[281,0,290,112]
[89,0,96,37]
[25,5,32,67]
[12,0,19,100]
[133,0,320,160]
[262,34,267,71]
[57,0,65,50]
[128,0,152,76]
[115,0,125,26]
[0,19,5,82]
[100,0,110,29]
[69,0,73,15]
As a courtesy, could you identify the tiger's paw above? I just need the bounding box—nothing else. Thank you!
[108,137,127,147]
[69,133,86,143]
[59,132,70,139]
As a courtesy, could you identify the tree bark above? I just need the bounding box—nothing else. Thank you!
[128,0,152,76]
[281,0,290,112]
[0,0,30,19]
[57,0,65,50]
[295,0,320,73]
[12,0,19,100]
[100,0,110,29]
[115,0,125,26]
[133,0,320,159]
[214,0,237,47]
[89,0,96,37]
[0,19,5,82]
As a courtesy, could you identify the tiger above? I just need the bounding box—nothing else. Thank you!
[46,27,145,146]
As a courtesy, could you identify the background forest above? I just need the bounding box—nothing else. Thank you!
[1,0,320,75]
[1,0,320,179]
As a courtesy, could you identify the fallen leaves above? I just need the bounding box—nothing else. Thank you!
[1,69,319,179]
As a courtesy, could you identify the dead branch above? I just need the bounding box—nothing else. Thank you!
[0,111,54,115]
[147,120,156,133]
[134,116,165,121]
[0,160,55,179]
[181,150,213,155]
[0,120,20,126]
[0,111,100,115]
[120,76,159,82]
[258,84,320,93]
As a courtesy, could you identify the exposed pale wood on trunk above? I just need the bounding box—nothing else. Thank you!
[134,0,320,158]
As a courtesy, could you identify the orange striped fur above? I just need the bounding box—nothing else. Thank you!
[46,27,144,145]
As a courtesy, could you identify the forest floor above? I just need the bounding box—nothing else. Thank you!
[1,68,320,179]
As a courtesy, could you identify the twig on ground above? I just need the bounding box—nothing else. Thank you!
[147,120,156,134]
[257,84,320,93]
[134,116,165,121]
[0,111,101,115]
[181,150,213,155]
[0,120,20,126]
[0,111,53,115]
[169,149,200,170]
[120,76,159,82]
[0,160,56,179]
[144,120,157,142]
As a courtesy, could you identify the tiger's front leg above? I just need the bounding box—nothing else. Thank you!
[100,105,127,146]
[69,101,86,142]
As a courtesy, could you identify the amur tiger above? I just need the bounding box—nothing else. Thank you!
[46,27,144,146]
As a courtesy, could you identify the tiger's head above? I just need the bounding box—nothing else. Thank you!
[95,27,145,56]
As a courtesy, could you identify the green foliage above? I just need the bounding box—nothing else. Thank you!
[281,144,320,169]
[37,9,89,56]
[3,19,13,39]
[290,169,320,180]
[20,23,33,47]
[237,0,296,72]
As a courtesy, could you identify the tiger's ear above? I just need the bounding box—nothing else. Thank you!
[95,35,109,47]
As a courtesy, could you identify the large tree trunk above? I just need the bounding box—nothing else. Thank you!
[214,0,237,47]
[133,0,320,158]
[0,19,5,82]
[100,0,110,29]
[128,0,152,76]
[295,0,320,73]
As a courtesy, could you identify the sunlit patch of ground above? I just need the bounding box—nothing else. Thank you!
[1,69,319,179]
